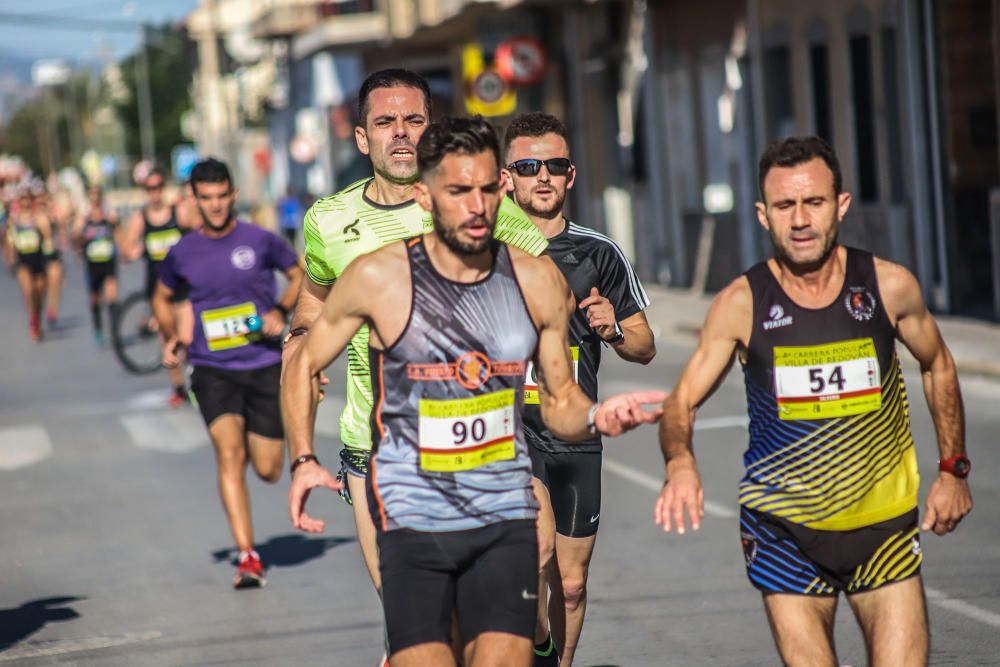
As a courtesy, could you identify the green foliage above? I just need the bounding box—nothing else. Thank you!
[114,23,195,165]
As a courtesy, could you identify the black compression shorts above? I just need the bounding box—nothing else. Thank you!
[378,519,538,656]
[189,363,283,438]
[17,253,45,276]
[531,448,602,537]
[85,261,116,294]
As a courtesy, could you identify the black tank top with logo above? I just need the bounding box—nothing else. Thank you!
[82,218,116,266]
[739,247,918,531]
[367,237,539,533]
[142,205,183,265]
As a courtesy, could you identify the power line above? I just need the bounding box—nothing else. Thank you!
[0,11,141,33]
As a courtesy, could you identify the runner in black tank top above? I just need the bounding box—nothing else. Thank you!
[10,192,50,341]
[281,117,664,666]
[74,187,119,346]
[653,136,971,666]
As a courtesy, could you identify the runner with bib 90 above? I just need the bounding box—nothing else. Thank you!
[282,117,664,667]
[654,136,972,667]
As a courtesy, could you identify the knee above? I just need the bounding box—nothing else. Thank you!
[255,463,282,484]
[215,447,247,472]
[560,575,587,611]
[538,535,555,574]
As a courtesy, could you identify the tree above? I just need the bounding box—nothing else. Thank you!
[114,23,195,167]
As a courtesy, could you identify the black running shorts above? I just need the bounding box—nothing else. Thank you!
[531,448,602,537]
[18,253,45,276]
[85,261,116,294]
[189,363,283,439]
[378,519,538,655]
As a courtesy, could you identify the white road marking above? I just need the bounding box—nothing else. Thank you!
[603,457,737,518]
[695,415,748,431]
[926,587,1000,628]
[0,631,162,661]
[0,425,53,471]
[120,412,208,453]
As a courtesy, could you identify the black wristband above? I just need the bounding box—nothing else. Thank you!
[275,303,290,317]
[290,454,319,475]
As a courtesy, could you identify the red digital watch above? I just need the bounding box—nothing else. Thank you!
[938,454,971,479]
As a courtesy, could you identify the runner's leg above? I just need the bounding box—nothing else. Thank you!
[45,259,61,321]
[464,633,532,667]
[349,472,382,590]
[761,593,839,667]
[207,414,255,552]
[246,432,283,483]
[532,477,556,644]
[847,576,928,667]
[391,643,456,667]
[548,533,597,666]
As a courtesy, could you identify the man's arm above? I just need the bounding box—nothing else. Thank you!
[654,278,751,534]
[520,254,664,441]
[121,211,144,262]
[259,263,303,337]
[281,253,384,532]
[879,260,972,535]
[152,280,182,367]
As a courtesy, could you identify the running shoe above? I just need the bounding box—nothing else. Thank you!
[94,331,106,347]
[168,390,189,409]
[45,310,57,327]
[29,316,42,342]
[233,550,265,589]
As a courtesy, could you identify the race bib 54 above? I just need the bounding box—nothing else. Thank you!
[774,338,882,420]
[418,388,516,472]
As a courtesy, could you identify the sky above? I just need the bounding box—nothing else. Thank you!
[0,1,198,69]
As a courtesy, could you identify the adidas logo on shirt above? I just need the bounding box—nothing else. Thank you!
[561,252,579,265]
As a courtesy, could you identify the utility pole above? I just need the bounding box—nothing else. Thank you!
[136,24,156,162]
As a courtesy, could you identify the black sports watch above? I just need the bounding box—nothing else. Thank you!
[603,321,625,345]
[938,455,971,479]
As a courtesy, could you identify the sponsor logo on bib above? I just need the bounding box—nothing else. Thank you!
[230,245,256,270]
[763,304,794,330]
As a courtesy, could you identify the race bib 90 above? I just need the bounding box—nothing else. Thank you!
[418,388,516,472]
[523,346,579,405]
[774,338,882,420]
[201,302,258,351]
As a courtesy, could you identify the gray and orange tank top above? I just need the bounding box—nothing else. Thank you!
[367,237,539,533]
[740,247,918,531]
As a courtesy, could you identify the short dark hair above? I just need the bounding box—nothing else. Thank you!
[758,136,841,203]
[189,158,232,194]
[357,69,431,126]
[503,112,569,160]
[417,116,501,175]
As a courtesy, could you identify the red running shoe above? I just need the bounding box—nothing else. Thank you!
[233,550,265,589]
[29,316,42,342]
[167,391,189,409]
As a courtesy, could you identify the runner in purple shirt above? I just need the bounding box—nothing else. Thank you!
[152,158,303,588]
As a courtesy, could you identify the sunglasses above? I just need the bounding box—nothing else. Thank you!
[506,158,572,177]
[145,182,164,191]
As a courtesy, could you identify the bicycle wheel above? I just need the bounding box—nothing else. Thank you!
[111,291,163,375]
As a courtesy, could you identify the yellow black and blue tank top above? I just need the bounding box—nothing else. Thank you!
[740,247,918,531]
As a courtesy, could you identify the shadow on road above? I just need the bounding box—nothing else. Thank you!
[0,596,84,650]
[211,533,356,569]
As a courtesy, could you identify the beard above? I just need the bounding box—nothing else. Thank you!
[517,186,566,220]
[432,212,495,256]
[769,225,838,274]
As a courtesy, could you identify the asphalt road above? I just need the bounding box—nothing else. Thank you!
[1,254,998,666]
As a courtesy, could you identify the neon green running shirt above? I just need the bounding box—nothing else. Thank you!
[304,177,549,450]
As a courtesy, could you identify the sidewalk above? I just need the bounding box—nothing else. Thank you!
[643,285,1000,382]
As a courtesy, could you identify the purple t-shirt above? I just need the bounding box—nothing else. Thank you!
[159,221,298,371]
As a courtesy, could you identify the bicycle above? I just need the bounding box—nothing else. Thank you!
[110,290,163,374]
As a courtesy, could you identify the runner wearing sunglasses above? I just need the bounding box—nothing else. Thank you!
[124,168,200,406]
[503,112,656,667]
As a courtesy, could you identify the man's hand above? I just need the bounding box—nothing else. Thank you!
[162,337,183,369]
[654,463,704,535]
[288,461,344,533]
[261,309,286,337]
[594,390,666,436]
[920,474,972,535]
[579,287,617,340]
